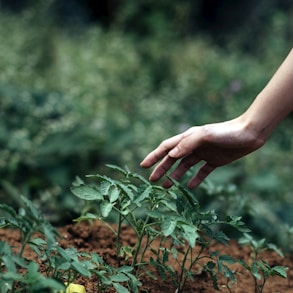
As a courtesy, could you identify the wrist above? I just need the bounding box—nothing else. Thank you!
[237,112,268,149]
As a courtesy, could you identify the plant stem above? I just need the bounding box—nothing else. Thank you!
[116,211,123,266]
[131,215,150,274]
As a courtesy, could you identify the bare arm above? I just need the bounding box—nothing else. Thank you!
[140,49,293,189]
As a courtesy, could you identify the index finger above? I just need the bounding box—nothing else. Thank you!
[140,134,182,168]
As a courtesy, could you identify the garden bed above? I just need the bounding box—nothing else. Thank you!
[1,220,292,293]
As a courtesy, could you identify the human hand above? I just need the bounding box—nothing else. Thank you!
[140,117,265,189]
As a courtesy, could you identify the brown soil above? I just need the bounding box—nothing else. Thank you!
[1,220,293,293]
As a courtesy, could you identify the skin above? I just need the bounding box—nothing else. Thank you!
[140,48,293,189]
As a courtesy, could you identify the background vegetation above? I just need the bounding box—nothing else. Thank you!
[1,1,293,250]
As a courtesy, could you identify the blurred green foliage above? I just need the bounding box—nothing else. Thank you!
[0,3,293,248]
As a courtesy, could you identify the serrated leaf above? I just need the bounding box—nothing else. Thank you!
[34,278,65,290]
[100,201,113,217]
[113,282,129,293]
[214,231,230,245]
[147,210,163,219]
[267,243,284,257]
[0,204,17,217]
[161,200,177,212]
[2,272,24,282]
[123,272,142,292]
[72,176,85,187]
[109,186,120,203]
[252,262,261,280]
[219,255,236,264]
[110,274,129,282]
[116,182,134,200]
[117,266,134,273]
[70,185,103,200]
[134,186,152,207]
[99,181,112,195]
[72,261,91,277]
[223,265,236,283]
[94,271,112,285]
[2,255,17,273]
[182,224,198,247]
[21,195,40,220]
[271,266,288,278]
[74,212,100,222]
[161,217,177,236]
[106,164,128,176]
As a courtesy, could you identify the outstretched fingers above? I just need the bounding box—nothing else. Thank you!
[140,134,183,168]
[161,154,201,188]
[187,163,215,189]
[149,155,177,182]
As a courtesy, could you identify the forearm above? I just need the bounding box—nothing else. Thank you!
[241,48,293,142]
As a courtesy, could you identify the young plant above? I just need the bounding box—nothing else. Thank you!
[1,195,140,293]
[0,196,65,292]
[71,165,250,292]
[0,240,65,293]
[238,233,288,293]
[0,195,58,257]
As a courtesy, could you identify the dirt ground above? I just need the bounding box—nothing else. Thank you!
[1,220,293,293]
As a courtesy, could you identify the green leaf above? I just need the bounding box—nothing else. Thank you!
[0,204,17,218]
[74,212,100,223]
[111,274,129,282]
[147,210,163,219]
[267,243,284,257]
[207,261,216,270]
[33,278,65,291]
[70,185,103,200]
[219,255,236,264]
[223,265,236,283]
[116,182,134,201]
[72,176,85,187]
[123,272,142,292]
[21,195,40,220]
[214,231,230,245]
[162,248,169,263]
[113,282,130,293]
[0,241,13,255]
[93,271,112,285]
[106,164,128,176]
[238,259,250,271]
[181,224,198,247]
[72,261,92,277]
[2,272,24,282]
[161,200,177,212]
[109,186,120,203]
[134,186,152,207]
[100,201,113,217]
[99,181,112,195]
[117,266,134,273]
[2,256,17,273]
[271,266,288,278]
[161,217,177,236]
[252,262,262,280]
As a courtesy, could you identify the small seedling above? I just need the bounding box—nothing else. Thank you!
[238,233,288,293]
[0,195,139,293]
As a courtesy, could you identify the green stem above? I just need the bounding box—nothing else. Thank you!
[116,211,123,266]
[177,245,192,293]
[19,230,33,257]
[175,240,213,293]
[131,214,150,274]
